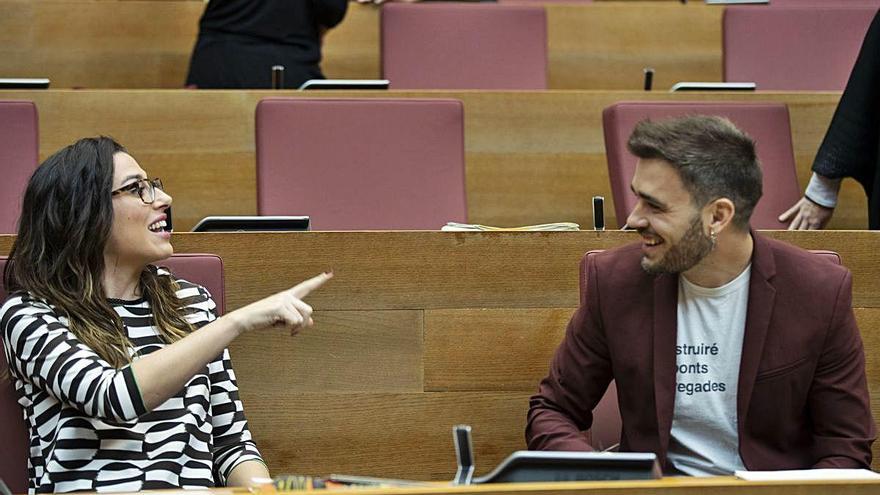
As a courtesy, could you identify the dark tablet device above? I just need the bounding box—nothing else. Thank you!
[299,79,390,90]
[191,216,310,232]
[473,451,662,483]
[0,78,50,89]
[670,82,756,92]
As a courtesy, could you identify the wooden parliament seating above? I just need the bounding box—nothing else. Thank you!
[0,89,865,232]
[0,100,38,234]
[0,1,724,90]
[3,230,877,478]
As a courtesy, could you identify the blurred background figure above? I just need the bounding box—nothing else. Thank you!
[186,0,347,89]
[780,11,880,230]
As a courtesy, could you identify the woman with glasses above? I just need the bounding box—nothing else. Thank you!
[1,137,331,493]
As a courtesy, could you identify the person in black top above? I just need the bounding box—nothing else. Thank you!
[186,0,348,89]
[780,10,880,230]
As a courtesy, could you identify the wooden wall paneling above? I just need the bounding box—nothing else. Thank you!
[321,4,381,80]
[546,3,722,90]
[169,231,610,311]
[229,310,425,394]
[241,391,530,480]
[0,1,202,88]
[4,231,879,309]
[424,308,573,392]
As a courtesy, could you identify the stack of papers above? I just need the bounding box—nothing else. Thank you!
[442,222,580,232]
[734,469,880,481]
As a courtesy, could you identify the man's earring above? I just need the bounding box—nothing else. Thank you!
[709,228,718,248]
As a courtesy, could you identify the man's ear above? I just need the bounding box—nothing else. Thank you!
[706,197,736,234]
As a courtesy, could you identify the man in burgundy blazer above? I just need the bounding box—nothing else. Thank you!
[527,116,875,473]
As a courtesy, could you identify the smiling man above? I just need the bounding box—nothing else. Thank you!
[526,115,875,474]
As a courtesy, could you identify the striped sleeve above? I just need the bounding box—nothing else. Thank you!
[210,348,265,485]
[177,283,265,484]
[0,293,148,422]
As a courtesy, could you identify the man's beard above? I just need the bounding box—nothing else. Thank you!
[640,214,714,275]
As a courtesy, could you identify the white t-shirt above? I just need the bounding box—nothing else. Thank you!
[667,265,751,476]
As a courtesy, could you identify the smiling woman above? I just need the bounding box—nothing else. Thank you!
[0,137,332,494]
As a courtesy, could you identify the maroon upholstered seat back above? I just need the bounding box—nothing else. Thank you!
[381,3,547,89]
[256,98,467,230]
[723,6,876,90]
[0,256,28,494]
[602,101,800,229]
[158,254,226,316]
[0,253,224,493]
[0,255,224,313]
[576,248,841,450]
[0,101,39,235]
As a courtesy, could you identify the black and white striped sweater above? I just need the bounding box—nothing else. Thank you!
[0,277,263,494]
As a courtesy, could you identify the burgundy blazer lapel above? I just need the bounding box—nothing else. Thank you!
[736,233,776,435]
[652,272,678,462]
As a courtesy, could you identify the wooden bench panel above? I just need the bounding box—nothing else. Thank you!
[424,308,573,392]
[230,310,424,394]
[0,89,863,231]
[2,230,879,474]
[2,231,879,307]
[241,391,530,479]
[5,231,878,308]
[547,3,721,90]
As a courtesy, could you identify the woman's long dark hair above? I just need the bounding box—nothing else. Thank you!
[3,137,192,368]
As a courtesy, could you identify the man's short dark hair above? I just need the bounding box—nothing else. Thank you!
[627,115,763,230]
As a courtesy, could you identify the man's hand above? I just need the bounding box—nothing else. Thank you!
[778,197,834,230]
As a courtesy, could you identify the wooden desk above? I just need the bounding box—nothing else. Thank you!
[1,231,877,478]
[279,478,880,495]
[0,89,862,231]
[0,2,721,90]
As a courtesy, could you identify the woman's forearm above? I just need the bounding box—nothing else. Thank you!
[130,313,242,411]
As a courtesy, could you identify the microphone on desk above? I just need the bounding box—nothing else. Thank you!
[592,196,605,231]
[272,65,285,89]
[643,68,654,91]
[453,424,476,485]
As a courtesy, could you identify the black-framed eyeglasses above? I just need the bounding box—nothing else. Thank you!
[111,178,165,204]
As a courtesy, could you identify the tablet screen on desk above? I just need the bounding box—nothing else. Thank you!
[473,451,662,483]
[299,79,390,90]
[191,216,310,232]
[0,78,50,89]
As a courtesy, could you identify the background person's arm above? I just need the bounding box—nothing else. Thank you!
[313,0,348,30]
[779,173,839,230]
